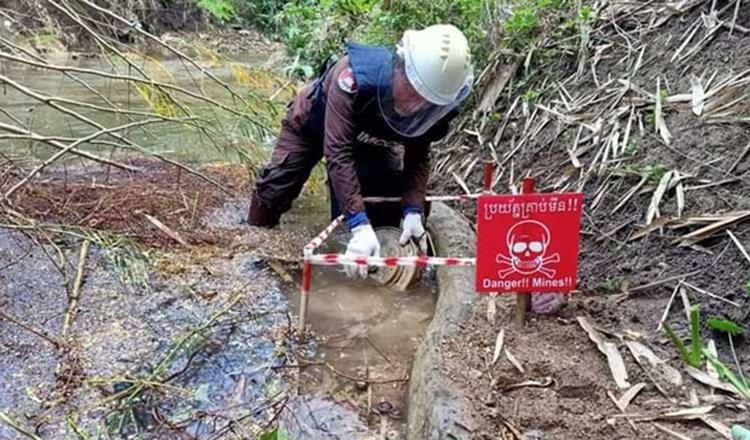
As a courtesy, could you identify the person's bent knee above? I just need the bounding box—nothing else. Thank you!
[247,192,281,228]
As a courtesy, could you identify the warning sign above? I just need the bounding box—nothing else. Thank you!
[475,193,584,293]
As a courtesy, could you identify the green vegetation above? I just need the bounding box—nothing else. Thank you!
[260,427,292,440]
[706,352,750,399]
[599,277,621,292]
[194,0,582,78]
[663,305,702,368]
[196,0,235,21]
[664,307,749,400]
[643,162,668,183]
[274,0,488,72]
[708,317,745,335]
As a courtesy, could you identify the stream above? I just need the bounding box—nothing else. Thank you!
[0,51,274,163]
[0,50,436,439]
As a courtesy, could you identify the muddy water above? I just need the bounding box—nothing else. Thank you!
[286,266,436,439]
[1,52,273,162]
[209,197,439,438]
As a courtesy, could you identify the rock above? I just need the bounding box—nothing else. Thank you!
[376,401,394,415]
[523,430,544,440]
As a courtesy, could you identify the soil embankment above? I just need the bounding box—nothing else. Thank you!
[429,1,750,438]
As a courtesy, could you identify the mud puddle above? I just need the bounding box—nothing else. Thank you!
[213,197,439,439]
[286,265,436,439]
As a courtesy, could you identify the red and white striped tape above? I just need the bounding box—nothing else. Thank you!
[362,193,481,203]
[305,253,476,267]
[302,193,482,266]
[304,215,344,256]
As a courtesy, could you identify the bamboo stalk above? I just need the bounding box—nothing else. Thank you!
[0,122,138,172]
[3,117,186,199]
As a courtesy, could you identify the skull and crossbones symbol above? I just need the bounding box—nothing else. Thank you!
[496,220,560,279]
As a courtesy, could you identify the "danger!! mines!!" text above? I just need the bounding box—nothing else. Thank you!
[482,276,576,291]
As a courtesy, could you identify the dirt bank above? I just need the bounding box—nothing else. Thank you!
[429,1,750,437]
[408,202,481,440]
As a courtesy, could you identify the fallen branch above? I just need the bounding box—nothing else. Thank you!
[62,240,91,339]
[0,309,62,349]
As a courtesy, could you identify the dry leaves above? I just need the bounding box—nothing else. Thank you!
[577,317,630,389]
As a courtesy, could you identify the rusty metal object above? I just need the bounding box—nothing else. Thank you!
[371,227,421,291]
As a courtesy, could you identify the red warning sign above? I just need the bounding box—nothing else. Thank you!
[475,193,583,293]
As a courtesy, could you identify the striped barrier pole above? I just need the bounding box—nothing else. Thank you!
[300,216,344,335]
[362,193,482,203]
[483,160,495,193]
[298,260,312,335]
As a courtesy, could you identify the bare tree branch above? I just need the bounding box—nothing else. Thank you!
[0,121,139,172]
[3,117,192,199]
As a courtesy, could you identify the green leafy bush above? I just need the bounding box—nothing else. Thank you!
[196,0,236,21]
[274,0,488,76]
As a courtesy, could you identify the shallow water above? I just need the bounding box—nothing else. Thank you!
[1,52,275,163]
[0,228,295,438]
[286,266,436,438]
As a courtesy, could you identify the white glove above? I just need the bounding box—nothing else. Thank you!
[344,224,380,278]
[399,212,428,254]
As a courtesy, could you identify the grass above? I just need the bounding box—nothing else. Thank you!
[707,318,745,335]
[664,306,749,400]
[663,305,702,368]
[599,277,621,292]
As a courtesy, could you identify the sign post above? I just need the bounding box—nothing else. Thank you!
[475,185,583,325]
[516,177,535,324]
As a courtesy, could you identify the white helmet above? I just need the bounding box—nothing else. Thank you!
[377,24,474,138]
[398,24,474,106]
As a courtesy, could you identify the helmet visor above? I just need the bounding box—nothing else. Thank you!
[377,55,469,138]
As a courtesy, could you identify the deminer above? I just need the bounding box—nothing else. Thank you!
[247,24,473,277]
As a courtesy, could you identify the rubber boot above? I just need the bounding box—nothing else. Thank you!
[247,193,280,228]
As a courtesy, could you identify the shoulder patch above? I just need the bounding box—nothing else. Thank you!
[337,67,358,94]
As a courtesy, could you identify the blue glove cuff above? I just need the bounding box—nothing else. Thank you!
[346,211,370,230]
[403,205,422,216]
